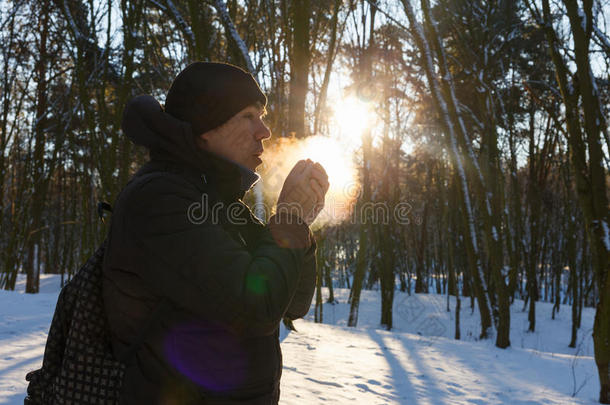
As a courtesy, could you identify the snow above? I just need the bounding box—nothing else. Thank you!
[0,275,600,404]
[148,0,166,11]
[166,0,196,45]
[577,7,587,32]
[594,25,610,51]
[602,220,610,252]
[213,0,256,76]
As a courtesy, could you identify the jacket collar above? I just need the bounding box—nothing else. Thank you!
[148,148,260,202]
[122,95,259,202]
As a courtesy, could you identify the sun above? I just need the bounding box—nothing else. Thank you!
[331,96,375,147]
[294,136,358,225]
[257,95,375,225]
[295,136,356,192]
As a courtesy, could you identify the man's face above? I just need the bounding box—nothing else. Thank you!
[197,104,271,171]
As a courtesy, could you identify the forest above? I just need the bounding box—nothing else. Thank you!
[0,0,609,402]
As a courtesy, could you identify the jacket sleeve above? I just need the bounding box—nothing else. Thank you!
[123,174,313,337]
[284,240,317,320]
[238,203,317,321]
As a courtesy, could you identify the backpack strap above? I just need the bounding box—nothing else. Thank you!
[97,201,113,224]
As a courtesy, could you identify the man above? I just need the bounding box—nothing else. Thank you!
[102,62,329,404]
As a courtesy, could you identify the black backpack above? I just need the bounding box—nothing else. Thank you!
[24,234,170,404]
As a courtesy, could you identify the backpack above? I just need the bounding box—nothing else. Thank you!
[24,221,170,404]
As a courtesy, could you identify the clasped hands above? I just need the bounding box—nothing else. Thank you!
[277,159,330,225]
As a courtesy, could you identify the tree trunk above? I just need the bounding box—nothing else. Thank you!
[313,0,342,134]
[539,0,610,400]
[401,0,495,340]
[314,235,324,323]
[287,0,310,138]
[348,2,376,328]
[25,4,51,293]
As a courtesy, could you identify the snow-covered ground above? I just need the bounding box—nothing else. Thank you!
[0,275,599,404]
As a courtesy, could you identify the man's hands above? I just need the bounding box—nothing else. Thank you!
[277,159,330,225]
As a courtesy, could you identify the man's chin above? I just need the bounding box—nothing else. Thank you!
[250,155,263,171]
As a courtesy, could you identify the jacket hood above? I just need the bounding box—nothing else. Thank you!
[122,95,260,201]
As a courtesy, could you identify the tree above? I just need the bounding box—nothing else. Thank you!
[287,0,311,138]
[526,0,610,401]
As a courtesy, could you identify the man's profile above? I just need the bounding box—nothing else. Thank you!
[102,62,329,404]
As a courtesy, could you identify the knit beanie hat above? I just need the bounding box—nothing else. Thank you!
[164,62,267,136]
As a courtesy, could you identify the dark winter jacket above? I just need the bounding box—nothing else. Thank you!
[102,95,317,404]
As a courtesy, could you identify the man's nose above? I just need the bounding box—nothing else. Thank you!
[255,119,271,140]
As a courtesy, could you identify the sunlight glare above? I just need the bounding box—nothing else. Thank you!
[331,97,375,147]
[260,135,358,225]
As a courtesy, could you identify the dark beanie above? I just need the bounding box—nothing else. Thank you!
[165,62,267,136]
